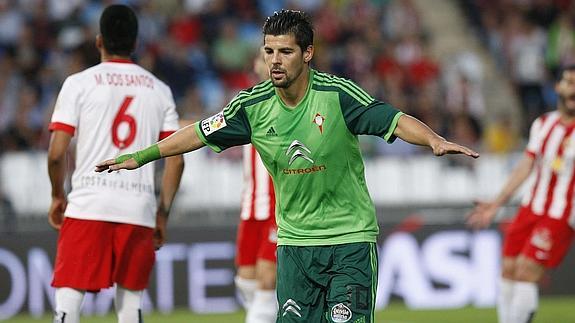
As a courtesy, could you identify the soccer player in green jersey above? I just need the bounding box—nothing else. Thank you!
[97,9,479,323]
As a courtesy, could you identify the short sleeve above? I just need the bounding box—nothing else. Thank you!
[195,98,252,152]
[159,86,179,140]
[525,116,544,158]
[340,89,403,143]
[49,77,81,136]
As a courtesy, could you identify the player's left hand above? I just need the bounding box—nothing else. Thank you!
[48,197,67,230]
[95,156,139,173]
[154,208,169,250]
[430,138,479,158]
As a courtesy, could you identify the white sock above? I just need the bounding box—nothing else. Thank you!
[115,286,143,323]
[235,276,258,309]
[246,289,278,323]
[497,278,514,323]
[509,281,538,323]
[54,287,85,323]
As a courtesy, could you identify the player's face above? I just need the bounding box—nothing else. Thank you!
[556,70,575,116]
[263,34,312,89]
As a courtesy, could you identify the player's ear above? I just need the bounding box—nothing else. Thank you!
[95,34,103,50]
[303,45,314,63]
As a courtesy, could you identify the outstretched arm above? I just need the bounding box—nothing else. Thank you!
[466,155,535,229]
[393,114,479,158]
[95,123,205,172]
[47,131,72,230]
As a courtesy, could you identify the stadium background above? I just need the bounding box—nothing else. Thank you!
[1,0,575,322]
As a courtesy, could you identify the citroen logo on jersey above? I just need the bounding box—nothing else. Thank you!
[282,299,302,318]
[286,140,314,165]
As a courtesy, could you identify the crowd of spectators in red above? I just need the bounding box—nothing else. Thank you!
[4,0,563,158]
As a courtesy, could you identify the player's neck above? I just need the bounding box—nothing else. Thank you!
[559,113,575,125]
[101,53,132,63]
[276,68,310,108]
[559,105,575,125]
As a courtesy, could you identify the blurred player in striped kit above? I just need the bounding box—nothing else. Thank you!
[47,4,183,323]
[234,50,279,323]
[468,65,575,323]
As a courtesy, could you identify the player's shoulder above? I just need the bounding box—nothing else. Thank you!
[312,69,374,103]
[312,69,356,84]
[230,79,275,107]
[312,70,366,93]
[64,64,101,83]
[139,66,172,93]
[534,111,559,125]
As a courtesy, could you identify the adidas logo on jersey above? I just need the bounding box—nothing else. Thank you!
[266,127,278,136]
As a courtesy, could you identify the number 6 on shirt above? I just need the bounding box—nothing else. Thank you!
[112,96,137,149]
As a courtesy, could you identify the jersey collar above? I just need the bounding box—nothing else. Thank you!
[105,58,134,64]
[275,69,314,112]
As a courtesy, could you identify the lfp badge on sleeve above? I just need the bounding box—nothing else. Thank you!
[201,111,227,136]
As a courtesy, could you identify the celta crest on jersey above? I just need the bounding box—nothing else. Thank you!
[313,113,325,134]
[286,140,314,165]
[201,111,227,136]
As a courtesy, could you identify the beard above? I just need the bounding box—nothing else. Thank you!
[271,64,304,89]
[271,77,291,88]
[559,93,575,116]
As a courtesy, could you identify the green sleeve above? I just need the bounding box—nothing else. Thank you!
[196,105,252,152]
[340,91,403,142]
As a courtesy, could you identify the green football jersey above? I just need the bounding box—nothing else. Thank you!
[195,69,403,246]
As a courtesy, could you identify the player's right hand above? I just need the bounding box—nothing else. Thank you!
[48,197,67,230]
[466,200,498,230]
[95,156,139,173]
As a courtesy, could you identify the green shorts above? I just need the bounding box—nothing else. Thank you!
[276,242,378,323]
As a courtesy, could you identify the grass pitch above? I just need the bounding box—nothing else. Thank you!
[8,296,574,322]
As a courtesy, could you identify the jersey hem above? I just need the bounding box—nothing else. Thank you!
[277,236,377,246]
[49,122,76,136]
[159,130,176,140]
[63,214,155,229]
[383,111,403,142]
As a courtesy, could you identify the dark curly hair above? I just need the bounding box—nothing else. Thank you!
[99,4,138,56]
[263,9,314,52]
[557,64,575,82]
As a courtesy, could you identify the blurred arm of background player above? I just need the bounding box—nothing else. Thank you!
[47,127,185,247]
[47,131,72,230]
[154,152,184,250]
[466,155,535,229]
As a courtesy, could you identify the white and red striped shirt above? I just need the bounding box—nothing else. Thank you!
[521,111,575,227]
[49,59,179,228]
[240,144,275,221]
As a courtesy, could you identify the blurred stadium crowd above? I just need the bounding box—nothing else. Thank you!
[0,0,572,157]
[460,0,574,135]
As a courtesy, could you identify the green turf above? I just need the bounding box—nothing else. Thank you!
[7,296,574,322]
